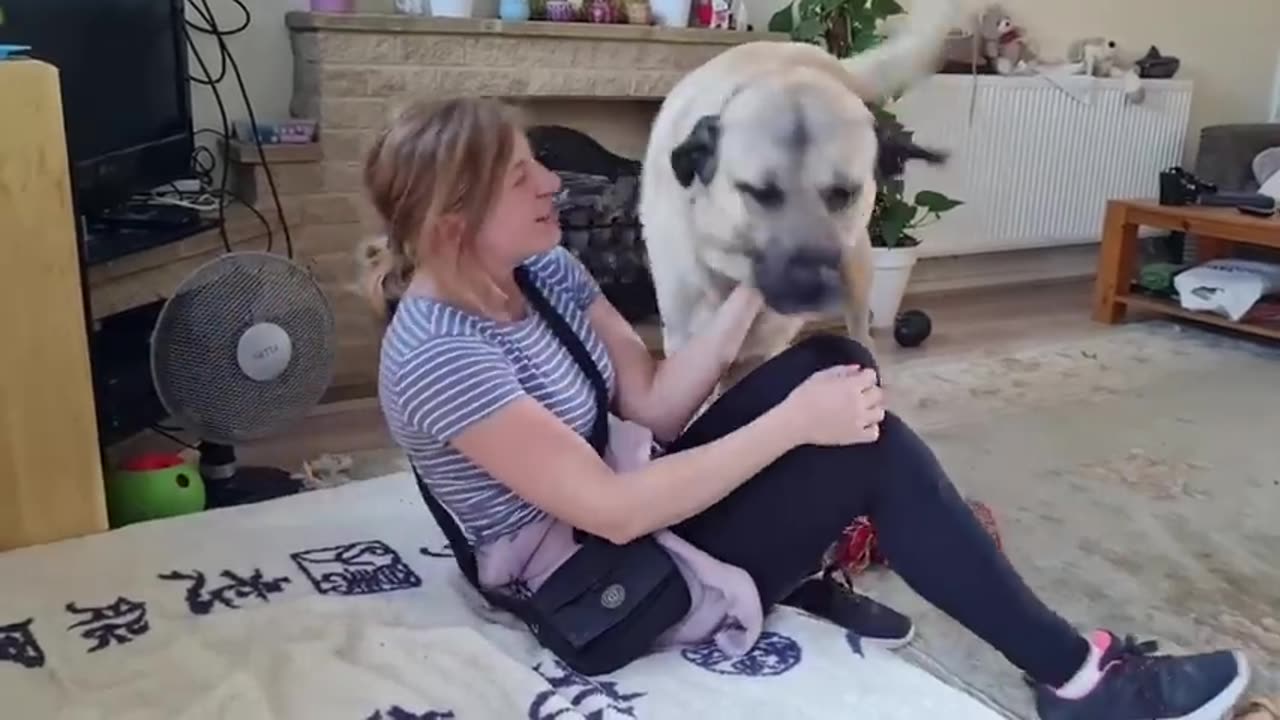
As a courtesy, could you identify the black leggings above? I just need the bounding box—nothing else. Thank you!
[666,333,1091,688]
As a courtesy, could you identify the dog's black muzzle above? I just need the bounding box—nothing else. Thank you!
[753,243,845,316]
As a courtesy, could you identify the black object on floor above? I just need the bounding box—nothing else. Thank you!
[894,309,933,348]
[198,441,304,509]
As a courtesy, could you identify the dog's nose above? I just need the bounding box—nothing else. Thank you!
[781,252,835,304]
[754,244,843,315]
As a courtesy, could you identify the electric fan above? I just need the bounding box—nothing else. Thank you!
[150,251,337,507]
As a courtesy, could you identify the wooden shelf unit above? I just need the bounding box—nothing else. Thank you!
[1093,199,1280,341]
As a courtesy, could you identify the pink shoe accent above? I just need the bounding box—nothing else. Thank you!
[1053,630,1113,700]
[1090,629,1114,654]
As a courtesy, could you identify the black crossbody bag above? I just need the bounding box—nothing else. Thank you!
[410,266,689,676]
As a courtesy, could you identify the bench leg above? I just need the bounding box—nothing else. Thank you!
[1093,202,1140,324]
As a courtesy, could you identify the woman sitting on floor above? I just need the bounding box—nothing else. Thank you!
[361,95,1250,720]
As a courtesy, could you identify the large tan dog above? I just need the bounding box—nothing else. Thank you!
[639,0,957,382]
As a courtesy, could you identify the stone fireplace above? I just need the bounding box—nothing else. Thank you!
[268,13,782,392]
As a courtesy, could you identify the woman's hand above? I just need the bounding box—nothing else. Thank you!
[780,364,885,447]
[594,278,766,442]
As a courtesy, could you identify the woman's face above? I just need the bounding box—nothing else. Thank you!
[473,129,563,268]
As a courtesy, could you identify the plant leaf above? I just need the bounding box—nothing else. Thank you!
[768,3,796,32]
[870,0,904,16]
[793,16,825,41]
[850,30,884,53]
[875,199,915,247]
[914,190,964,213]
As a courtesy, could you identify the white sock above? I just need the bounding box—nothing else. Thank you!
[1054,630,1113,700]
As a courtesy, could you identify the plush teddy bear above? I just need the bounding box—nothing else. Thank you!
[978,4,1036,75]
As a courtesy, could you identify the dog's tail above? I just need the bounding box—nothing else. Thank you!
[839,0,959,102]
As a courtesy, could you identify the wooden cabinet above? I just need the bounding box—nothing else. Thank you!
[0,59,109,551]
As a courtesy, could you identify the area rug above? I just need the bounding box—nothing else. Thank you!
[854,321,1280,717]
[300,320,1280,718]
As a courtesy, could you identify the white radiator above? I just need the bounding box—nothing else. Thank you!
[890,73,1194,257]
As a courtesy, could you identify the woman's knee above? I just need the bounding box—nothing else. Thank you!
[870,412,955,499]
[787,333,879,375]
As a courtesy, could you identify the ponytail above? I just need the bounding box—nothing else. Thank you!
[356,234,412,326]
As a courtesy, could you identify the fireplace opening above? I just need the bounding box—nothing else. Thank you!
[527,125,659,324]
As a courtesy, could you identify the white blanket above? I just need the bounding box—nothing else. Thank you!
[1,472,1003,719]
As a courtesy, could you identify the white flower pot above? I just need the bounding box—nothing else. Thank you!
[430,0,474,16]
[868,245,919,329]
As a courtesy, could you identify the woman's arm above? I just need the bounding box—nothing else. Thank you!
[448,392,802,545]
[590,285,764,442]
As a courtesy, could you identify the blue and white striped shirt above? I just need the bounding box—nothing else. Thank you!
[378,247,616,546]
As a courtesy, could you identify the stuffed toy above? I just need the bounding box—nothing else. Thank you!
[978,4,1036,75]
[1064,36,1146,103]
[1066,36,1119,76]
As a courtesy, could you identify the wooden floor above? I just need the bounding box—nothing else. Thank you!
[132,278,1103,473]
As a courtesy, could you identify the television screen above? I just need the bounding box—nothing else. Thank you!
[0,0,193,203]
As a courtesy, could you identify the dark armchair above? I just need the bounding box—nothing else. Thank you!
[1194,123,1280,193]
[1181,123,1280,263]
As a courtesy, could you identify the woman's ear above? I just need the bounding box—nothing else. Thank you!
[423,212,465,253]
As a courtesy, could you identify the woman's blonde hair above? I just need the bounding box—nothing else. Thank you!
[360,96,525,323]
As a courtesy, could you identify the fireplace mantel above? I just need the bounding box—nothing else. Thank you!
[285,12,778,45]
[286,12,783,105]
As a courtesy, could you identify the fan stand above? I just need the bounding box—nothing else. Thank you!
[197,441,304,509]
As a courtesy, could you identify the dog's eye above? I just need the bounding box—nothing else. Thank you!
[735,181,784,209]
[821,184,860,213]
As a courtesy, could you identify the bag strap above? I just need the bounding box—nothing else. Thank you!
[513,264,610,456]
[413,262,612,614]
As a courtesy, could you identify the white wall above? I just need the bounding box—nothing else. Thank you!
[193,0,1280,165]
[185,0,309,137]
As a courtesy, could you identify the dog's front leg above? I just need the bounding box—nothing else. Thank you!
[840,234,875,352]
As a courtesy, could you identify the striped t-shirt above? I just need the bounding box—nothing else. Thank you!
[378,247,617,546]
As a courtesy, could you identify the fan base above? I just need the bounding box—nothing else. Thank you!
[204,465,304,509]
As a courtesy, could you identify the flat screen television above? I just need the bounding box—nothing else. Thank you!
[0,0,195,214]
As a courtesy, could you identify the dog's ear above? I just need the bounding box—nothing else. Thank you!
[875,125,948,181]
[670,114,722,188]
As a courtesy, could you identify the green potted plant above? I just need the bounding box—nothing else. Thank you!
[769,0,963,327]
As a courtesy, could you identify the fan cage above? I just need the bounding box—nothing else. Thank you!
[150,251,337,445]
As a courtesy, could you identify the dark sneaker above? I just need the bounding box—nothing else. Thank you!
[780,575,915,649]
[1031,630,1250,720]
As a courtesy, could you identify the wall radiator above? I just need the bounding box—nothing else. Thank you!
[891,74,1195,258]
